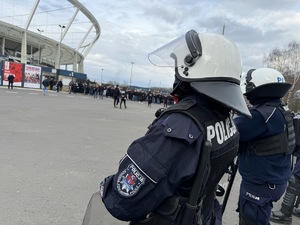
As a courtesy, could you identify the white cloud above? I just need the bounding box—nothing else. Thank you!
[2,0,300,88]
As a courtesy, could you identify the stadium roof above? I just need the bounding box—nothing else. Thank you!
[0,0,101,73]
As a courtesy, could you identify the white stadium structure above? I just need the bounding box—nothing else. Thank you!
[0,0,100,88]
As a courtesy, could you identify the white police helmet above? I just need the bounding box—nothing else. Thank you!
[148,29,251,117]
[244,68,291,98]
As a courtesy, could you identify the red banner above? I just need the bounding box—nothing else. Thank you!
[3,61,23,87]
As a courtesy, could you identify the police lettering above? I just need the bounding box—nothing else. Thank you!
[246,192,260,201]
[277,77,285,83]
[207,117,237,144]
[130,164,145,183]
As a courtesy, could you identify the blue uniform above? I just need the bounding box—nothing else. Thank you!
[293,115,300,178]
[101,102,203,221]
[100,95,238,225]
[294,158,300,177]
[234,98,292,225]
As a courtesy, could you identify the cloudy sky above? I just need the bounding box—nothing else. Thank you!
[1,0,300,88]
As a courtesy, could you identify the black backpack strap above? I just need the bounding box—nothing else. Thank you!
[179,141,212,225]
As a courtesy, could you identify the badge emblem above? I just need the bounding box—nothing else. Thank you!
[117,164,145,197]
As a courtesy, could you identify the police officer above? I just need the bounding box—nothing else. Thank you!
[99,30,251,225]
[234,68,295,225]
[270,113,300,224]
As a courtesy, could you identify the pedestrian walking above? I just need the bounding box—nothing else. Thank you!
[42,77,50,95]
[119,89,127,109]
[113,85,120,108]
[147,90,153,107]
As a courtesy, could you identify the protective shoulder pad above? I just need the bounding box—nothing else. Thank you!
[164,99,197,114]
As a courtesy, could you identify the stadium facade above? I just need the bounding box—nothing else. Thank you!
[0,0,100,89]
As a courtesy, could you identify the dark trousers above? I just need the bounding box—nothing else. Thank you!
[238,180,286,224]
[120,99,126,108]
[114,97,119,107]
[8,81,13,89]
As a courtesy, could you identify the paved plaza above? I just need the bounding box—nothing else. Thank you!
[0,86,298,225]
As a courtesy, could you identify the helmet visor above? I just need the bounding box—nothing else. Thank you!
[149,31,242,83]
[148,34,187,68]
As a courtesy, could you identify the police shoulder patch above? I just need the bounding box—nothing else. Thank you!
[117,164,145,197]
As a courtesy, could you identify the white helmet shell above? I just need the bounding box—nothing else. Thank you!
[148,31,242,82]
[148,30,251,117]
[244,68,291,97]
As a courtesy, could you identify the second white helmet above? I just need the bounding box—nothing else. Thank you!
[244,68,291,98]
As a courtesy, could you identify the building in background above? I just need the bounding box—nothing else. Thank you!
[0,0,100,88]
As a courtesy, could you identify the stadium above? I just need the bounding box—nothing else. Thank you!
[0,0,100,90]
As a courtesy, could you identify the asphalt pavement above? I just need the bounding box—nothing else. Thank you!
[0,86,299,225]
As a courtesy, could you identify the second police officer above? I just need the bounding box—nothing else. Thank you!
[270,112,300,224]
[234,68,295,225]
[99,30,251,225]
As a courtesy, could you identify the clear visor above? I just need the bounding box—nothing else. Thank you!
[148,34,189,68]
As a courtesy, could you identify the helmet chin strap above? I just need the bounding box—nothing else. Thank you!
[171,80,193,100]
[171,66,194,99]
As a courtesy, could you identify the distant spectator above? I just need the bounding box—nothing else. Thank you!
[49,78,54,90]
[8,74,15,89]
[113,85,120,108]
[163,95,168,108]
[57,80,63,92]
[42,77,49,95]
[69,80,73,94]
[119,89,127,109]
[99,85,104,99]
[147,90,153,107]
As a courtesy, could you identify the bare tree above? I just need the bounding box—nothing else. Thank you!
[263,41,300,111]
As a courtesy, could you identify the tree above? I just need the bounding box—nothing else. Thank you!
[263,41,300,111]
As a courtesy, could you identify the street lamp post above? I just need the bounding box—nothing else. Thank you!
[58,25,65,69]
[37,29,44,64]
[101,68,104,84]
[130,62,134,88]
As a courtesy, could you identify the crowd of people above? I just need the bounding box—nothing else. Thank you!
[67,80,174,107]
